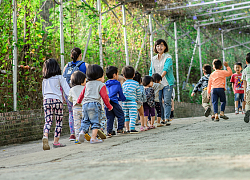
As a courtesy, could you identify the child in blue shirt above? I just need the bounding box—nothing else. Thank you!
[105,66,126,137]
[122,66,141,134]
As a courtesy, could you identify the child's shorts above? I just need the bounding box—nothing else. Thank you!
[143,103,155,117]
[234,93,244,102]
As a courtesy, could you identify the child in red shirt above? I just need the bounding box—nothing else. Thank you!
[230,62,245,114]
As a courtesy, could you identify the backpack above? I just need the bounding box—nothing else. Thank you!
[63,61,85,85]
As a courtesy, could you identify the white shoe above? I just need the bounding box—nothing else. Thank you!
[78,132,85,143]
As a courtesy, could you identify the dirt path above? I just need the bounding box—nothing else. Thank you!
[1,113,250,180]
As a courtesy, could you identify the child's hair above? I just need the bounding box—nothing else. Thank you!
[133,71,142,84]
[152,73,162,83]
[70,71,86,87]
[234,62,242,67]
[154,39,168,53]
[42,58,61,79]
[246,53,250,63]
[142,76,153,86]
[203,64,212,74]
[106,66,118,79]
[71,47,81,62]
[213,59,222,69]
[86,64,104,81]
[122,66,135,79]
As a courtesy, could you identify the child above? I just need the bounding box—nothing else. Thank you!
[230,62,245,114]
[143,76,155,129]
[42,58,70,150]
[207,59,232,121]
[77,64,113,144]
[68,71,86,144]
[133,71,147,131]
[152,73,164,127]
[170,88,175,120]
[105,66,126,137]
[191,64,214,119]
[242,53,250,123]
[122,66,141,134]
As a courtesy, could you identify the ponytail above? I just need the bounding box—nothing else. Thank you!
[71,47,81,62]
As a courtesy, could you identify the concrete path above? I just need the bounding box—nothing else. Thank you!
[1,113,250,180]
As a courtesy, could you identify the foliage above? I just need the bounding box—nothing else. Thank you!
[0,0,249,112]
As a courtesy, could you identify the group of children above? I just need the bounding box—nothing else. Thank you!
[192,53,250,122]
[41,58,174,150]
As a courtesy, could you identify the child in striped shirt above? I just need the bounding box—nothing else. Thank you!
[122,66,142,134]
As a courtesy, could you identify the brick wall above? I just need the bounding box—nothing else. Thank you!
[0,106,69,146]
[174,102,234,118]
[0,103,235,146]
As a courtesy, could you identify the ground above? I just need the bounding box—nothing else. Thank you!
[1,113,250,180]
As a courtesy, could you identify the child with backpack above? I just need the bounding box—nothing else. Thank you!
[62,47,89,141]
[42,59,70,150]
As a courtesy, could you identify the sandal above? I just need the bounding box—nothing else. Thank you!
[53,142,66,148]
[211,115,215,121]
[150,125,155,129]
[90,138,103,144]
[140,126,145,131]
[220,114,229,120]
[97,129,106,139]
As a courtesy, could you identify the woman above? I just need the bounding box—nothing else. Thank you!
[149,39,175,125]
[63,47,88,141]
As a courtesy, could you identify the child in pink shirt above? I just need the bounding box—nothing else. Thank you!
[207,59,232,121]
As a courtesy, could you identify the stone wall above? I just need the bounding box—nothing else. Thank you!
[0,102,235,146]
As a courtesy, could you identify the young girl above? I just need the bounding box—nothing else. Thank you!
[42,59,70,150]
[68,71,86,144]
[142,76,155,129]
[152,73,164,127]
[133,71,147,131]
[77,64,113,144]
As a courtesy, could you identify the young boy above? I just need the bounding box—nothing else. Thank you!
[207,59,232,121]
[242,53,250,123]
[105,66,126,137]
[230,62,245,114]
[191,64,214,119]
[122,66,141,133]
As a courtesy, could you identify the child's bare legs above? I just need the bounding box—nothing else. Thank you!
[144,116,149,127]
[151,116,155,126]
[138,106,144,127]
[91,129,98,139]
[157,117,161,124]
[243,101,246,111]
[125,121,130,131]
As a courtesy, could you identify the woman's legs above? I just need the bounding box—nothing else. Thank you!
[162,85,173,121]
[159,89,165,122]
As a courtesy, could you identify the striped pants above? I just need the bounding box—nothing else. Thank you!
[122,101,137,130]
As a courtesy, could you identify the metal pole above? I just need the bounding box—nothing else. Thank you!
[12,0,17,111]
[82,26,92,62]
[122,4,129,66]
[174,21,180,102]
[149,14,154,74]
[97,0,103,67]
[59,0,64,72]
[221,31,226,69]
[197,26,203,77]
[185,35,198,88]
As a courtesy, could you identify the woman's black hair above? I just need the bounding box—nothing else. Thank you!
[122,66,135,79]
[246,53,250,63]
[154,39,168,54]
[203,64,212,74]
[133,71,142,83]
[71,47,81,63]
[106,66,118,79]
[142,76,153,86]
[70,71,86,87]
[152,73,162,83]
[213,59,222,69]
[42,58,61,79]
[87,64,104,81]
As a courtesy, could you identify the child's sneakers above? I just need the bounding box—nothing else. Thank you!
[140,126,145,131]
[204,107,211,117]
[97,129,106,139]
[166,120,171,126]
[235,109,239,114]
[130,129,139,134]
[53,142,66,148]
[90,138,103,144]
[42,137,50,151]
[84,133,91,141]
[78,132,85,143]
[244,110,250,123]
[69,134,76,141]
[156,123,163,127]
[75,140,81,144]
